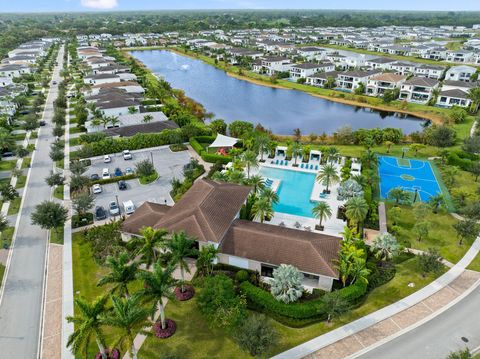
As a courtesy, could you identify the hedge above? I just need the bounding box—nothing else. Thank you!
[189,137,204,155]
[189,136,233,164]
[201,152,232,164]
[239,280,368,325]
[447,150,478,172]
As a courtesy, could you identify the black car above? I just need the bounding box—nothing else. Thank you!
[2,152,15,158]
[39,120,46,126]
[118,180,127,190]
[95,206,107,220]
[90,173,100,181]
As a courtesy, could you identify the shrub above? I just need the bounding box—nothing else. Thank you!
[235,270,250,283]
[270,264,303,304]
[135,159,156,178]
[79,132,107,144]
[418,248,443,275]
[153,319,176,339]
[201,152,232,164]
[72,213,93,228]
[234,314,278,357]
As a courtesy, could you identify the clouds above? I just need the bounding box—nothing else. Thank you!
[80,0,118,9]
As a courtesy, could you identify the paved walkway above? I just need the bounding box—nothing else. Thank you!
[0,46,64,359]
[41,244,63,359]
[273,235,480,359]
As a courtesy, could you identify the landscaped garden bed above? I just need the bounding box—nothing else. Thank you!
[174,285,195,301]
[153,318,177,338]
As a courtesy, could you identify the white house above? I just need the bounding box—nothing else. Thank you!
[84,73,121,85]
[336,70,381,92]
[436,89,472,108]
[290,63,334,79]
[399,77,440,104]
[366,73,407,96]
[365,57,397,71]
[306,71,340,87]
[0,64,32,78]
[445,65,477,82]
[252,56,292,75]
[446,50,475,63]
[414,64,446,79]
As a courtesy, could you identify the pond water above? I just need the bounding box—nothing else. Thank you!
[131,50,427,135]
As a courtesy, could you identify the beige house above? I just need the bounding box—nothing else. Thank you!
[121,179,341,291]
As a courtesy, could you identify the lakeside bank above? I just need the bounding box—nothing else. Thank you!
[123,45,451,126]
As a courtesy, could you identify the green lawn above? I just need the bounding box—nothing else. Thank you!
[139,172,158,185]
[0,161,16,171]
[7,197,21,216]
[50,227,64,245]
[0,264,5,287]
[56,159,64,170]
[54,185,64,200]
[12,133,26,141]
[2,227,15,247]
[15,175,27,189]
[70,126,86,135]
[21,157,31,169]
[386,204,468,264]
[69,137,80,147]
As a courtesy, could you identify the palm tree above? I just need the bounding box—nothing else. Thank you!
[241,150,258,179]
[252,197,273,223]
[361,150,377,169]
[102,295,151,359]
[316,163,340,194]
[290,141,302,166]
[384,140,393,153]
[248,174,265,194]
[388,187,409,204]
[254,133,270,162]
[260,187,279,205]
[312,201,332,231]
[0,128,15,151]
[345,197,369,232]
[66,296,108,359]
[228,170,246,184]
[107,115,119,127]
[97,253,139,298]
[350,257,370,285]
[167,232,197,293]
[325,147,340,163]
[143,114,153,123]
[137,262,176,330]
[467,87,480,113]
[428,193,445,214]
[129,227,168,269]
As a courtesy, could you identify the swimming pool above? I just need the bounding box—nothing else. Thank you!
[259,166,316,218]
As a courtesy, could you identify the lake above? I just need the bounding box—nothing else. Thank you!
[130,50,427,135]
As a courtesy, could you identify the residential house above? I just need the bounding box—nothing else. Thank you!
[336,70,381,92]
[436,80,476,108]
[390,61,417,76]
[414,64,446,79]
[290,63,334,79]
[84,73,121,85]
[252,56,292,75]
[306,71,340,87]
[445,65,477,82]
[366,73,407,96]
[296,47,326,60]
[446,50,475,63]
[365,57,397,71]
[399,77,440,104]
[121,179,341,291]
[0,64,33,78]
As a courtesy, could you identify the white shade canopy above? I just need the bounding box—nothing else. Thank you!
[208,133,239,148]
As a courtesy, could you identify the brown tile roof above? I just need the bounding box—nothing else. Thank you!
[220,220,341,278]
[104,121,179,137]
[369,73,407,82]
[154,179,251,243]
[121,202,171,234]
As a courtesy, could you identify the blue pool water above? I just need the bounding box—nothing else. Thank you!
[259,167,316,218]
[378,156,442,202]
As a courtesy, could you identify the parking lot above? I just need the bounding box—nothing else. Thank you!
[85,146,191,219]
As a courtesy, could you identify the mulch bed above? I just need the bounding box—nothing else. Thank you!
[174,285,195,301]
[153,318,177,339]
[95,348,120,359]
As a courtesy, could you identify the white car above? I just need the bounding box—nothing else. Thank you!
[123,200,135,215]
[92,184,102,194]
[102,168,110,179]
[122,150,132,160]
[104,155,111,163]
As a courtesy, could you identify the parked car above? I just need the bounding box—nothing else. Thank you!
[90,173,100,181]
[123,200,135,215]
[95,206,107,220]
[114,167,123,177]
[52,80,57,85]
[39,120,46,126]
[125,167,134,176]
[109,201,120,216]
[118,180,127,190]
[104,155,111,163]
[92,184,102,194]
[123,150,132,160]
[2,152,15,158]
[102,168,110,179]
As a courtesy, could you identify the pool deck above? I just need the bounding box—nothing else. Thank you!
[254,160,347,237]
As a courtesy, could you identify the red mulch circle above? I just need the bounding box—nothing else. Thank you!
[95,348,120,359]
[153,318,177,339]
[174,285,195,301]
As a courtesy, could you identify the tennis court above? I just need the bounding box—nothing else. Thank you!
[378,156,442,202]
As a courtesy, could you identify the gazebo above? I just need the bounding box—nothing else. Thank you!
[208,133,239,153]
[275,146,288,158]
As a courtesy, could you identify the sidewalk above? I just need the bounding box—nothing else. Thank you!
[273,236,480,359]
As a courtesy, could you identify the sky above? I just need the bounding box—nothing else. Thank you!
[1,0,480,12]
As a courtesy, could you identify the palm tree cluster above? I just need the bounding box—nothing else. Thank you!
[67,227,200,359]
[337,227,370,287]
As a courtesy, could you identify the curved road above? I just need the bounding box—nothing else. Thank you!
[0,45,64,358]
[356,284,480,359]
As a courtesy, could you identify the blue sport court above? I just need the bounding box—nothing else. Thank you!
[378,156,442,202]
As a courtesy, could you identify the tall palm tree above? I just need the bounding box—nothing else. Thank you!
[252,197,273,223]
[254,133,270,162]
[260,187,279,204]
[97,253,139,298]
[350,257,370,285]
[361,150,377,169]
[467,87,480,113]
[312,201,332,230]
[316,163,340,193]
[0,128,15,151]
[428,193,445,214]
[66,296,108,359]
[388,187,409,204]
[241,150,258,179]
[136,263,176,330]
[228,170,246,184]
[129,227,168,269]
[248,174,265,194]
[325,147,340,163]
[167,232,197,293]
[345,197,369,231]
[102,295,151,359]
[290,141,302,166]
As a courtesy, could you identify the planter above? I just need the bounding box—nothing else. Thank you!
[153,318,177,339]
[95,348,120,359]
[292,164,299,167]
[322,190,331,194]
[174,285,195,301]
[315,225,324,231]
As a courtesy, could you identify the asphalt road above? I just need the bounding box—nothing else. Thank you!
[0,46,64,358]
[356,285,480,359]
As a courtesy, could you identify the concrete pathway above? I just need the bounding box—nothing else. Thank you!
[273,235,480,359]
[0,46,64,359]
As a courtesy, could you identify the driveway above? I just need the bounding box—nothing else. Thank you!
[0,46,64,359]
